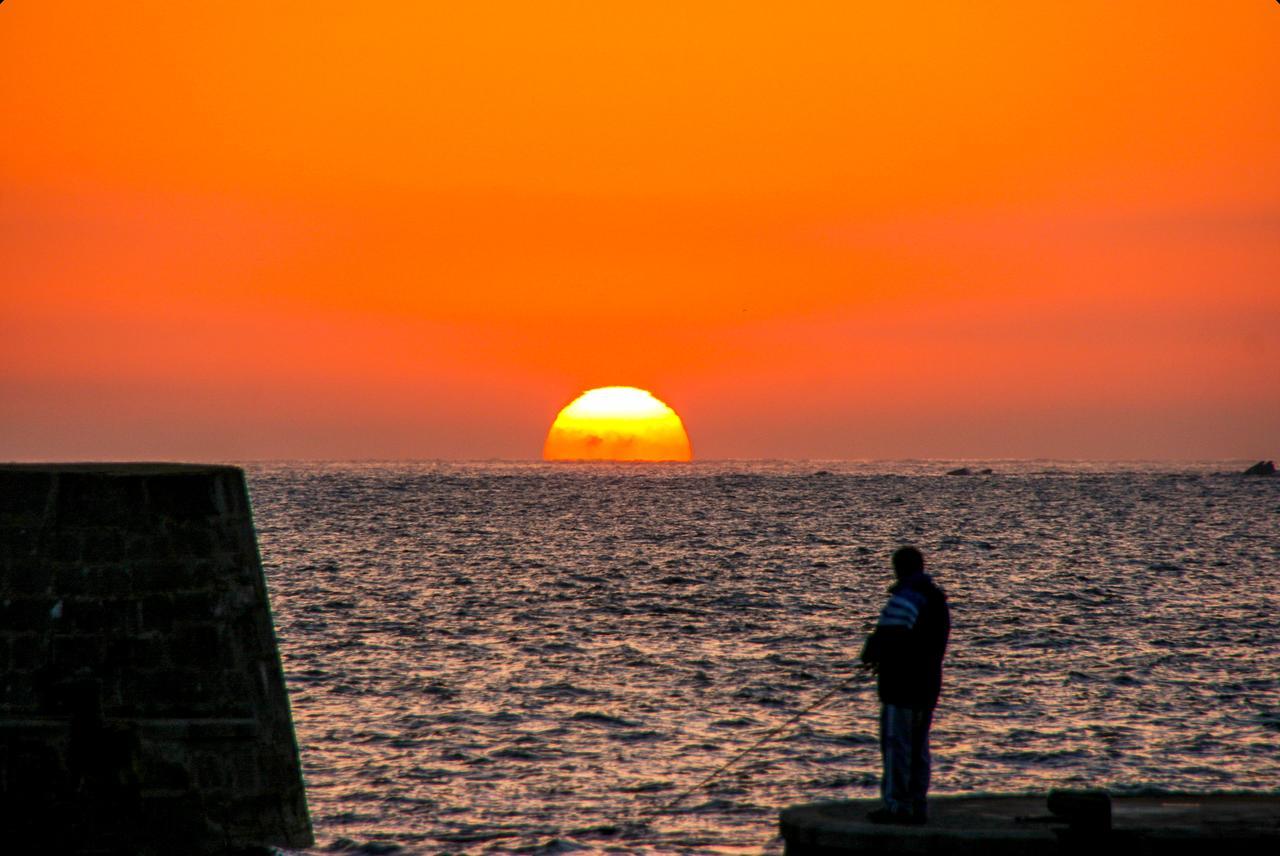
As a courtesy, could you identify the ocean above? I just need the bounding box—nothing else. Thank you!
[245,461,1280,854]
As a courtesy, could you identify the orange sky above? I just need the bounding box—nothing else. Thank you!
[3,2,1278,459]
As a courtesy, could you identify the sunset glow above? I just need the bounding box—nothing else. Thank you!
[544,388,693,462]
[1,3,1277,459]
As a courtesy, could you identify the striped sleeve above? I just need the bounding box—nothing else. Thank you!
[877,588,926,630]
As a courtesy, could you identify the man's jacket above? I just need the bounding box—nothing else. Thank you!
[860,572,950,708]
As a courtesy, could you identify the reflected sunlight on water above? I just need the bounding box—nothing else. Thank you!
[246,461,1280,854]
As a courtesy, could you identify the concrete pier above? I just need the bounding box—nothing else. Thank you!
[780,794,1280,855]
[0,463,312,854]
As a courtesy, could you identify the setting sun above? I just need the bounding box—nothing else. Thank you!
[543,387,693,462]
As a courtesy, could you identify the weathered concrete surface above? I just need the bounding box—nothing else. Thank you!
[781,795,1280,855]
[0,463,312,854]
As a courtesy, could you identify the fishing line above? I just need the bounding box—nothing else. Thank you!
[634,669,871,820]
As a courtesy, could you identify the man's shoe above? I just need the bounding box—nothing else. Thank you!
[866,808,913,825]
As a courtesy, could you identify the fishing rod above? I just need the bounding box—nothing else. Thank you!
[637,669,872,819]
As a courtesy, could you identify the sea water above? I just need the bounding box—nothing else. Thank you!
[246,461,1280,854]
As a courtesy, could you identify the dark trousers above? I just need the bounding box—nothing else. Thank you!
[879,703,933,816]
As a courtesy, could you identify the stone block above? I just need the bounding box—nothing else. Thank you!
[228,751,262,791]
[172,591,218,622]
[128,635,168,670]
[194,750,230,789]
[0,597,57,632]
[62,598,109,635]
[3,738,67,793]
[51,634,105,674]
[55,473,148,526]
[52,563,92,595]
[137,753,193,791]
[222,669,256,702]
[141,594,176,632]
[136,532,181,563]
[9,633,43,672]
[5,558,54,594]
[135,791,216,844]
[132,560,180,593]
[0,678,38,710]
[212,472,251,518]
[173,522,218,557]
[0,470,53,516]
[146,473,221,520]
[158,668,217,710]
[49,531,83,562]
[82,527,126,563]
[0,524,41,562]
[0,472,53,518]
[85,564,136,597]
[172,624,224,668]
[230,613,267,650]
[188,558,228,589]
[110,599,144,636]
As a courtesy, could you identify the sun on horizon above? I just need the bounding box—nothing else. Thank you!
[543,387,693,462]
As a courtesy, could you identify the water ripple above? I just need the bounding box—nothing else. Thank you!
[248,461,1280,854]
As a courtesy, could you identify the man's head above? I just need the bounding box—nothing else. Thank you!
[892,546,924,580]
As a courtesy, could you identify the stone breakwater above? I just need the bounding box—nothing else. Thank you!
[0,463,312,854]
[779,794,1280,855]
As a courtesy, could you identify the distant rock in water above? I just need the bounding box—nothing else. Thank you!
[1243,460,1276,476]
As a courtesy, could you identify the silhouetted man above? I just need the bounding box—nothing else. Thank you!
[860,546,950,824]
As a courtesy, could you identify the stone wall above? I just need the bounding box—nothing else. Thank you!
[0,463,313,854]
